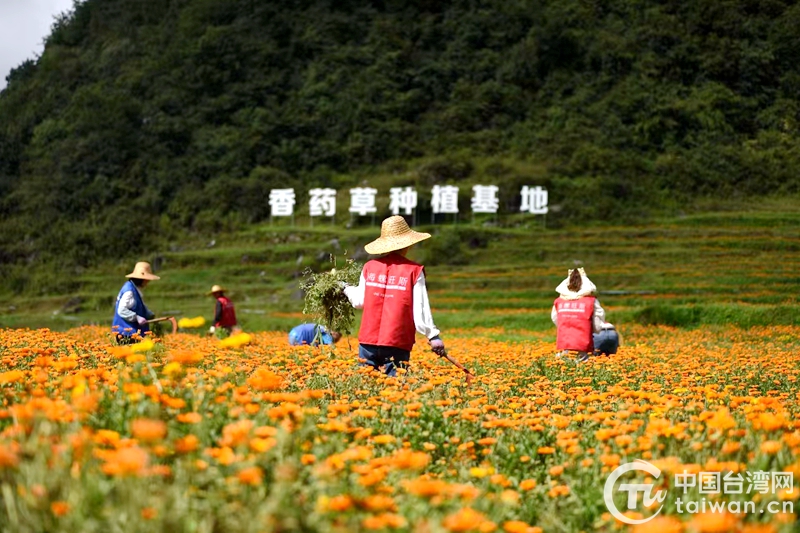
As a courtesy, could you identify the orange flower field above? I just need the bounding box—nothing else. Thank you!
[0,326,798,532]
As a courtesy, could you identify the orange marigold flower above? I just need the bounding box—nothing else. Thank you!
[327,494,354,512]
[141,507,158,520]
[220,419,254,447]
[442,507,494,532]
[403,478,449,498]
[391,449,430,470]
[250,437,277,453]
[131,419,167,442]
[502,521,536,533]
[362,512,406,530]
[237,466,264,485]
[705,409,736,432]
[595,428,615,441]
[168,350,204,365]
[754,412,787,432]
[689,511,738,533]
[537,447,555,455]
[0,370,25,385]
[760,440,782,454]
[50,501,70,516]
[177,412,203,424]
[0,444,19,469]
[720,441,740,454]
[100,446,149,476]
[631,515,684,533]
[247,368,283,391]
[519,479,537,491]
[174,434,200,454]
[362,494,397,512]
[547,485,570,498]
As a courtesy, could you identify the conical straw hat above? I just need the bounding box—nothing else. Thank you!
[364,216,431,255]
[207,284,227,295]
[125,262,160,281]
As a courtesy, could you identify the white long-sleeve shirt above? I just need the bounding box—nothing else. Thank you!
[551,298,606,333]
[116,285,150,323]
[344,271,441,340]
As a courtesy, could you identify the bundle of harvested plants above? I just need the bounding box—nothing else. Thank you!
[300,256,362,336]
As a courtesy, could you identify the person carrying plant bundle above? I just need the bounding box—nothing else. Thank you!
[207,284,239,335]
[343,215,445,377]
[111,262,159,344]
[550,267,606,362]
[288,323,341,346]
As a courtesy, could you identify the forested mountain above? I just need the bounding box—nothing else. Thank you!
[2,0,800,274]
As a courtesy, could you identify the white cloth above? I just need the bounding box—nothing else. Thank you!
[344,271,441,340]
[555,269,597,298]
[551,299,606,333]
[117,286,145,322]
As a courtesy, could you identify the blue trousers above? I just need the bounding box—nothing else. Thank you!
[358,344,410,377]
[593,330,620,355]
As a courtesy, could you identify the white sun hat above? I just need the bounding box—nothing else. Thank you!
[555,267,596,299]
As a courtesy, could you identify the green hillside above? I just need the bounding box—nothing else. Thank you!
[2,203,798,335]
[2,0,800,291]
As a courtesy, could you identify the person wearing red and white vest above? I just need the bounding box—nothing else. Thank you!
[344,216,445,376]
[551,268,607,362]
[207,284,239,335]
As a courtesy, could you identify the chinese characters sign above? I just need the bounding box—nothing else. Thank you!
[269,185,549,218]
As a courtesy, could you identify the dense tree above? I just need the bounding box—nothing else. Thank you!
[1,0,799,277]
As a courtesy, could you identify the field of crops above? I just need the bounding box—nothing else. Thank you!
[3,207,799,333]
[1,323,798,532]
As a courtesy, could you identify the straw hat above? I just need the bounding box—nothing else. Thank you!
[364,216,431,255]
[207,284,227,295]
[125,262,160,281]
[555,267,596,299]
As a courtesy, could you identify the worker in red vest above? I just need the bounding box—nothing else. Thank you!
[207,285,239,335]
[343,216,445,377]
[551,268,606,362]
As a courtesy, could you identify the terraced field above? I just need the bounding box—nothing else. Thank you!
[1,209,798,336]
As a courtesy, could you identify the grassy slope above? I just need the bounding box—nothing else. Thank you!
[1,202,798,339]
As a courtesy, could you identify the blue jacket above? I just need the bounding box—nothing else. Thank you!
[112,280,152,338]
[288,323,333,346]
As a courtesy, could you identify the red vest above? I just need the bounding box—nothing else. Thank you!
[358,253,424,351]
[554,296,595,352]
[215,296,238,328]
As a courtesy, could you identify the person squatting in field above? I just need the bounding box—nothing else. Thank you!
[593,322,620,356]
[551,267,617,362]
[343,215,446,377]
[288,323,341,346]
[207,284,239,335]
[111,262,159,344]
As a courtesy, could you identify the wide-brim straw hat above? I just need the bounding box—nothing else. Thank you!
[207,284,227,295]
[555,267,596,299]
[125,262,160,281]
[364,216,431,255]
